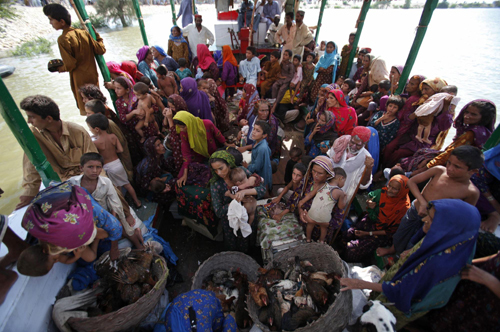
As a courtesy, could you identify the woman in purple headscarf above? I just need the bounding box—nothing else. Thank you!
[137,45,159,87]
[179,77,214,122]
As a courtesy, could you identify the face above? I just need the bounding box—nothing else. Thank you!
[172,27,180,37]
[80,160,103,180]
[285,15,293,24]
[146,49,154,62]
[84,108,96,117]
[274,17,280,25]
[48,16,65,30]
[167,101,175,111]
[270,55,278,62]
[251,124,266,141]
[421,83,435,97]
[211,161,230,179]
[81,92,91,104]
[362,55,370,68]
[311,165,329,184]
[326,43,334,54]
[86,123,98,135]
[25,111,50,130]
[341,83,350,93]
[293,58,300,66]
[306,54,314,63]
[283,51,290,62]
[290,155,301,163]
[421,206,436,233]
[195,17,202,25]
[246,50,253,61]
[357,54,364,64]
[176,123,187,132]
[134,91,147,100]
[386,179,402,198]
[406,77,420,94]
[348,136,365,153]
[257,103,270,120]
[317,114,327,126]
[318,87,328,98]
[114,82,129,97]
[241,90,247,99]
[390,67,401,82]
[446,155,471,179]
[240,119,248,126]
[320,41,326,50]
[336,77,344,86]
[151,48,159,58]
[199,83,210,95]
[385,103,399,117]
[463,105,482,126]
[154,139,166,155]
[326,93,340,108]
[348,34,355,44]
[295,13,303,22]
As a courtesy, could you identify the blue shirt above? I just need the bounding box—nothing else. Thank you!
[248,139,273,190]
[263,1,280,19]
[239,56,261,87]
[138,60,159,87]
[156,56,180,72]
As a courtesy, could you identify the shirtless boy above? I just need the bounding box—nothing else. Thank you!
[133,82,157,142]
[156,65,178,98]
[377,145,482,256]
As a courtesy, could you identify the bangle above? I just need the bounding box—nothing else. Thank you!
[486,196,495,202]
[369,231,373,236]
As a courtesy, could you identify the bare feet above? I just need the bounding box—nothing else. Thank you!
[415,136,423,143]
[480,212,500,233]
[0,228,29,269]
[0,268,18,304]
[376,246,395,257]
[422,138,432,145]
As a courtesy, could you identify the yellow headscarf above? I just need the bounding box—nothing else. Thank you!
[173,111,210,158]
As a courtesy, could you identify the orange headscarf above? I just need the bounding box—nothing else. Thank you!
[222,45,238,68]
[377,175,410,232]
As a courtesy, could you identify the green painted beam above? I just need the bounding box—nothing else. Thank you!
[314,0,328,43]
[170,0,177,25]
[483,125,500,151]
[132,0,149,46]
[0,77,60,186]
[345,0,371,78]
[395,0,439,95]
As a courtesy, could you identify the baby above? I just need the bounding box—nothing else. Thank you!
[300,167,347,243]
[133,82,156,142]
[229,167,259,226]
[150,179,171,194]
[238,119,249,147]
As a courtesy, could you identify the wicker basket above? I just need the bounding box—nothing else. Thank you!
[191,251,261,289]
[247,242,353,332]
[67,254,169,332]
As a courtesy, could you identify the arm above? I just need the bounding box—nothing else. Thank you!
[246,148,262,174]
[360,156,374,187]
[408,166,444,215]
[57,36,77,72]
[461,264,500,299]
[105,179,127,224]
[332,189,347,210]
[167,40,173,57]
[114,135,124,154]
[272,181,293,203]
[20,153,41,204]
[298,190,316,209]
[339,278,383,293]
[206,28,215,46]
[211,182,231,219]
[89,30,106,56]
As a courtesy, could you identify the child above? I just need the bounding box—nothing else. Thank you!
[85,114,143,210]
[273,163,307,203]
[133,82,157,142]
[157,65,178,98]
[238,119,249,146]
[378,145,482,256]
[289,55,303,99]
[342,78,355,104]
[271,49,294,112]
[175,58,192,80]
[335,75,345,88]
[260,51,282,98]
[368,95,404,150]
[239,46,261,87]
[339,32,357,78]
[298,52,316,103]
[242,121,273,192]
[300,167,347,243]
[238,89,247,118]
[315,41,326,61]
[150,179,171,194]
[284,147,303,184]
[229,167,258,225]
[43,4,106,116]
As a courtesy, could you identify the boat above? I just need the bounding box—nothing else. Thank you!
[0,65,15,78]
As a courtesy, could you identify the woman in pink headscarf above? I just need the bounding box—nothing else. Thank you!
[326,89,358,136]
[106,61,135,84]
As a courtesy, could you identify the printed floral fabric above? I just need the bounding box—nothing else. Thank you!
[256,206,304,250]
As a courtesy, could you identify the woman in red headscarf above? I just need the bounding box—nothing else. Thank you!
[326,89,358,136]
[106,61,135,84]
[196,44,219,80]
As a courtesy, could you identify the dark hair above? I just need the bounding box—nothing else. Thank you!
[378,80,391,91]
[344,78,355,90]
[173,119,186,126]
[359,49,369,55]
[150,180,166,193]
[450,145,484,170]
[333,167,347,178]
[440,85,458,95]
[284,49,293,58]
[80,152,104,166]
[156,64,168,76]
[289,147,303,158]
[202,71,213,79]
[255,120,271,136]
[85,99,107,115]
[271,51,280,59]
[389,168,405,178]
[386,95,405,111]
[133,82,150,95]
[216,147,243,166]
[468,100,496,127]
[79,84,107,104]
[293,163,307,176]
[301,155,314,168]
[17,244,50,277]
[306,52,315,60]
[369,84,379,93]
[43,4,71,26]
[139,76,151,86]
[178,58,187,67]
[172,26,181,34]
[349,32,356,37]
[197,79,208,88]
[20,95,60,121]
[285,12,294,19]
[230,167,247,183]
[246,46,257,56]
[86,113,109,130]
[326,41,335,50]
[114,76,130,90]
[293,54,301,62]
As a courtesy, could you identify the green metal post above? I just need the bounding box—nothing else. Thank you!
[132,0,149,46]
[345,0,371,78]
[170,0,177,26]
[483,125,500,151]
[0,77,60,186]
[315,0,328,43]
[72,0,117,110]
[395,0,439,95]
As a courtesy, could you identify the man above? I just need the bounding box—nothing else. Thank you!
[276,12,296,61]
[350,48,370,80]
[292,10,314,59]
[17,95,98,210]
[176,0,194,28]
[262,0,281,31]
[237,0,261,33]
[327,126,374,199]
[182,15,215,58]
[266,15,283,45]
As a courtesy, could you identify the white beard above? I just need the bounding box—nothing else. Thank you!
[347,144,361,156]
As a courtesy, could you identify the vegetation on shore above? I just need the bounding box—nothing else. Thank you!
[72,13,108,29]
[95,0,135,27]
[11,37,52,57]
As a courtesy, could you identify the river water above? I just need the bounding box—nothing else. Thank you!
[0,6,499,214]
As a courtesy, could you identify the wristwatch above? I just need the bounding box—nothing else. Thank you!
[369,231,373,236]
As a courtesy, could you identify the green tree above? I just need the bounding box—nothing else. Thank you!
[95,0,135,27]
[402,0,411,8]
[437,0,449,8]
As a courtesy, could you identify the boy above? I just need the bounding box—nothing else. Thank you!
[157,65,178,98]
[175,58,192,80]
[133,82,158,142]
[271,49,294,113]
[239,46,261,87]
[284,146,303,184]
[377,145,482,256]
[85,114,143,209]
[85,99,133,181]
[339,32,357,78]
[273,162,307,203]
[242,121,273,192]
[298,52,315,102]
[368,95,404,150]
[68,152,145,249]
[43,4,106,116]
[260,51,281,98]
[289,55,303,99]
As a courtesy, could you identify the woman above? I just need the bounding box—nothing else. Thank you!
[340,199,480,330]
[173,111,227,187]
[326,89,357,136]
[342,175,410,262]
[207,78,230,133]
[167,26,190,64]
[180,77,214,122]
[196,44,219,80]
[237,83,260,122]
[389,65,404,93]
[79,83,119,123]
[220,45,238,100]
[209,150,266,252]
[310,41,340,101]
[121,60,143,82]
[401,100,496,175]
[162,94,188,176]
[152,45,179,72]
[304,110,336,157]
[351,54,376,108]
[106,61,135,83]
[137,45,159,87]
[303,83,332,137]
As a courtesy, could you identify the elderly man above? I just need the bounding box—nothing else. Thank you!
[262,0,281,31]
[327,126,374,198]
[183,15,215,57]
[292,10,314,58]
[237,0,261,33]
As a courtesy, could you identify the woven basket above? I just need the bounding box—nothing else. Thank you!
[192,251,261,289]
[247,242,353,332]
[67,254,168,332]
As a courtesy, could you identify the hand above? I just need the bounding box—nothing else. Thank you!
[233,191,245,202]
[364,156,374,168]
[312,123,320,134]
[126,214,136,227]
[242,161,249,168]
[104,81,114,90]
[177,172,188,187]
[400,249,411,259]
[57,66,65,73]
[305,113,310,121]
[109,246,119,261]
[366,199,376,209]
[282,41,286,45]
[16,195,35,210]
[225,190,235,198]
[96,227,109,240]
[273,213,284,222]
[355,230,367,237]
[339,277,360,291]
[306,118,315,125]
[461,264,496,286]
[237,146,248,153]
[417,202,428,217]
[73,245,86,258]
[271,197,280,204]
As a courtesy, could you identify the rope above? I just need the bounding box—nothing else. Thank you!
[415,24,428,32]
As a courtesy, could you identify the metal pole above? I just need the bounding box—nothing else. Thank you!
[483,125,500,151]
[345,0,371,78]
[170,0,177,25]
[314,0,327,43]
[71,0,117,110]
[132,0,149,45]
[395,0,439,95]
[0,77,60,186]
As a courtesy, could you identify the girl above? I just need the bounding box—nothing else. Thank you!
[304,110,336,157]
[310,41,340,101]
[237,83,260,122]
